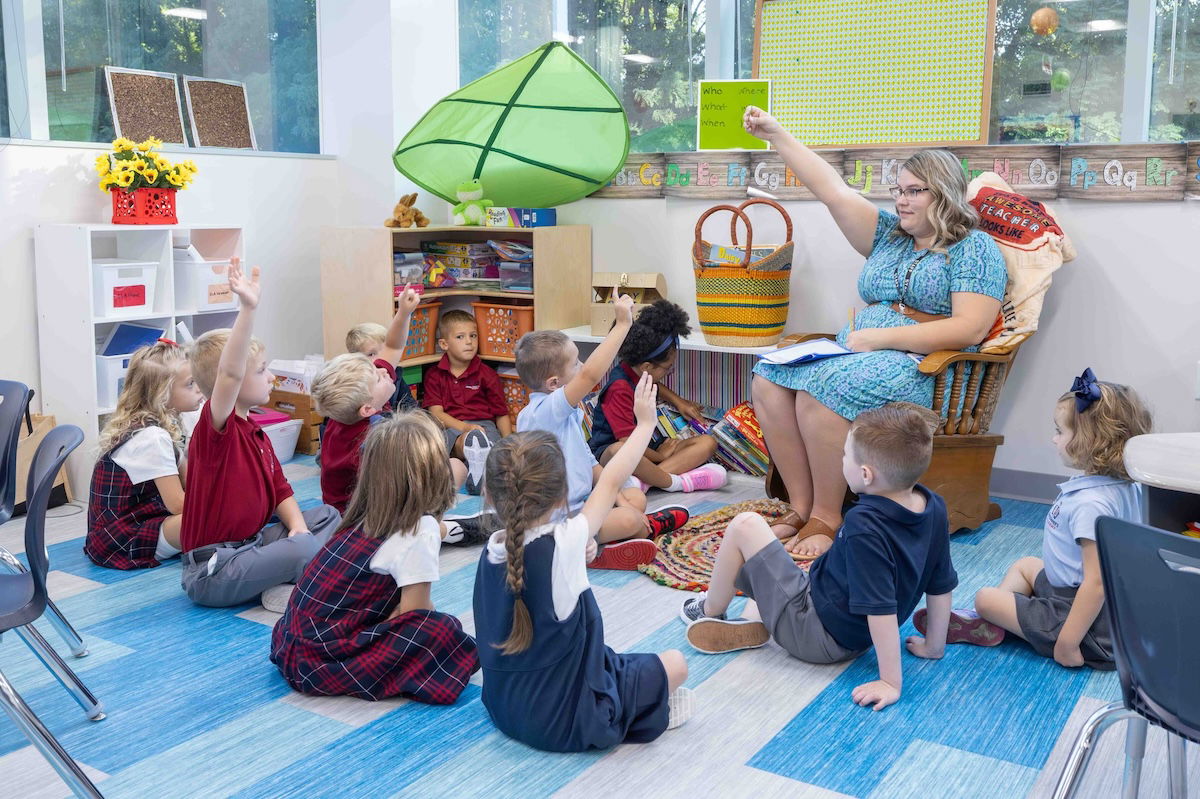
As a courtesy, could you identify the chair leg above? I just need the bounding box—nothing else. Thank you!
[1052,701,1141,799]
[1122,716,1148,799]
[0,668,104,799]
[14,624,105,721]
[0,547,88,657]
[1168,734,1188,799]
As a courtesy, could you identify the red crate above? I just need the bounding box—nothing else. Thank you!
[471,302,534,358]
[111,188,178,224]
[498,372,531,426]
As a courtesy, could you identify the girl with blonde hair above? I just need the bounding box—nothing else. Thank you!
[270,411,478,703]
[85,340,203,569]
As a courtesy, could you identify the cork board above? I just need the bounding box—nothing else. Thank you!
[183,77,257,149]
[104,66,187,144]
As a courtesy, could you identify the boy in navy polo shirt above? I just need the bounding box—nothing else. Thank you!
[422,309,512,493]
[680,403,957,711]
[179,260,341,608]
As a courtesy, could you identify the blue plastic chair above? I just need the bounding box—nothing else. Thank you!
[1053,516,1197,799]
[0,424,103,798]
[0,380,88,658]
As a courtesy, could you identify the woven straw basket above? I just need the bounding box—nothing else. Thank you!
[692,198,793,347]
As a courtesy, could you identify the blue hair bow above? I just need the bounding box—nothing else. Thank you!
[1071,368,1102,413]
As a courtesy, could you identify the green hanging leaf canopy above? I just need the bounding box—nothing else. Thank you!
[393,42,630,208]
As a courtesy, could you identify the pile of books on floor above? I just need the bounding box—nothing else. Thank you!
[655,401,769,477]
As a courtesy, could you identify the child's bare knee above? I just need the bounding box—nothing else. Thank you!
[974,587,1001,614]
[700,435,718,456]
[662,649,688,679]
[727,511,766,540]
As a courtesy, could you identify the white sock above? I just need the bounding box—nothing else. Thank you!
[667,686,694,730]
[662,474,684,492]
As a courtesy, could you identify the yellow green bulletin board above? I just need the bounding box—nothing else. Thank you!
[752,0,997,147]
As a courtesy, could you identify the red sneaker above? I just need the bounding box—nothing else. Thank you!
[914,607,1006,646]
[588,538,657,570]
[646,505,690,537]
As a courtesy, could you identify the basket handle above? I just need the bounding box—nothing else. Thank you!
[693,204,753,267]
[730,198,793,246]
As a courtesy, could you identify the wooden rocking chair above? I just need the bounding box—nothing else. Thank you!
[765,332,1030,532]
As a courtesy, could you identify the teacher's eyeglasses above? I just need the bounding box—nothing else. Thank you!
[889,186,931,201]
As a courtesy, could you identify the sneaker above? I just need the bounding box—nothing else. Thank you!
[679,592,725,624]
[261,583,295,614]
[646,505,690,537]
[587,538,657,570]
[667,686,694,730]
[914,607,1006,647]
[679,464,728,493]
[462,430,491,496]
[686,617,770,654]
[442,515,489,547]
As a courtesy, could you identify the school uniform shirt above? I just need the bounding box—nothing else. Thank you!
[809,485,958,652]
[421,355,509,422]
[271,515,478,703]
[474,515,670,751]
[1042,475,1142,588]
[517,387,598,512]
[179,402,294,552]
[319,414,384,514]
[588,363,664,459]
[85,426,178,569]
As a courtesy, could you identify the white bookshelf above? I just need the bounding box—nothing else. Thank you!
[34,223,244,491]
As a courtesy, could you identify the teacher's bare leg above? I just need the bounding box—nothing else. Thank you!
[787,391,851,558]
[752,375,813,538]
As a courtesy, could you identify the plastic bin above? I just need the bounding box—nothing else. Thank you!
[404,301,442,360]
[96,353,134,408]
[499,262,533,292]
[93,259,157,318]
[262,419,303,463]
[498,371,531,425]
[471,302,534,358]
[176,260,237,312]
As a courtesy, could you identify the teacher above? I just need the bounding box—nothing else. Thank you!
[742,106,1007,558]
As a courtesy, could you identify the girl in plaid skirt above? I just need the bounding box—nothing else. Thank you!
[270,411,478,703]
[85,340,203,569]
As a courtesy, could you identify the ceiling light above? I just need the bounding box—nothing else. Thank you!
[1081,19,1124,32]
[552,32,577,44]
[163,7,207,20]
[623,54,659,64]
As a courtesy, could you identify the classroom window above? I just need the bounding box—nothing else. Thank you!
[458,0,709,152]
[0,9,8,139]
[1150,0,1200,142]
[41,0,318,152]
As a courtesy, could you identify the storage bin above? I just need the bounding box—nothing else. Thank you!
[262,419,303,463]
[248,407,292,427]
[93,259,157,318]
[96,353,134,409]
[499,262,533,292]
[404,301,442,360]
[471,302,534,358]
[498,371,531,426]
[176,259,237,312]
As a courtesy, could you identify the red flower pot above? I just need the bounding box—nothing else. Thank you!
[111,187,178,225]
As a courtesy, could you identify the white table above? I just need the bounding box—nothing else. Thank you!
[1124,433,1200,532]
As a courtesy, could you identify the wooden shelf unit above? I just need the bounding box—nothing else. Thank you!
[320,225,592,363]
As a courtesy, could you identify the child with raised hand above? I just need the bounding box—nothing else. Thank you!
[271,411,479,703]
[681,403,956,712]
[514,293,689,570]
[474,373,692,751]
[924,369,1152,669]
[85,340,204,569]
[343,284,424,412]
[589,299,725,494]
[179,259,341,608]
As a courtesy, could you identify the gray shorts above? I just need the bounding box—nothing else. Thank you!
[442,419,501,454]
[735,541,863,664]
[1015,570,1114,670]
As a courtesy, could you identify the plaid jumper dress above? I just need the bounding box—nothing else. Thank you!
[84,428,174,570]
[270,526,479,703]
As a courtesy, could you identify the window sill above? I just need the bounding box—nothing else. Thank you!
[0,137,336,160]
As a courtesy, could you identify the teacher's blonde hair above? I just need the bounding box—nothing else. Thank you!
[895,149,979,254]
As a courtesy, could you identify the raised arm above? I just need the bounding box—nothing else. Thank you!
[564,293,634,408]
[581,373,656,536]
[744,106,878,257]
[209,259,260,432]
[377,285,421,366]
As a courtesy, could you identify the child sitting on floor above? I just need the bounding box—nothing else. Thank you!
[514,294,689,570]
[923,369,1152,670]
[474,373,692,750]
[422,309,513,494]
[271,411,479,703]
[85,340,203,569]
[343,286,423,412]
[179,259,341,608]
[681,402,956,711]
[588,300,724,494]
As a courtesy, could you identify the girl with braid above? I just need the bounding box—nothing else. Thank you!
[473,373,694,751]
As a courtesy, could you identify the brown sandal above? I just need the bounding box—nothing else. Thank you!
[772,509,804,535]
[784,517,837,562]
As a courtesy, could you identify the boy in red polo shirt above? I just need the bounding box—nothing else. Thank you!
[422,309,512,494]
[179,260,340,608]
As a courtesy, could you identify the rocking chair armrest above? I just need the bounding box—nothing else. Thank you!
[917,349,1015,376]
[778,333,837,347]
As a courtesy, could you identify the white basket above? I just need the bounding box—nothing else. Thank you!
[262,419,302,463]
[93,260,157,318]
[96,353,134,409]
[176,260,237,313]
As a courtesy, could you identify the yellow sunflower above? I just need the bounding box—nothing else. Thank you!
[137,136,163,152]
[94,156,110,177]
[140,168,159,184]
[112,137,137,152]
[114,171,135,188]
[165,172,184,188]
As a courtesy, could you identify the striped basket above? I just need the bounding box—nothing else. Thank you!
[692,198,793,347]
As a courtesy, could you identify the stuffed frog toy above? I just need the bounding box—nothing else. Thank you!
[452,179,492,226]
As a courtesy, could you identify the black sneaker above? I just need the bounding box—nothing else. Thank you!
[679,592,724,624]
[442,514,489,547]
[462,430,491,496]
[646,505,690,537]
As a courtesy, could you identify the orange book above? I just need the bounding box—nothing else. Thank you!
[723,402,765,452]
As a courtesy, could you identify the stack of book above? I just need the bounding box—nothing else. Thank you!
[709,402,769,476]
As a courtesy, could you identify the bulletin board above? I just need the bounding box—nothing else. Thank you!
[753,0,996,147]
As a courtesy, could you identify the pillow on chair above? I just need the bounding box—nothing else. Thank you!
[967,172,1076,353]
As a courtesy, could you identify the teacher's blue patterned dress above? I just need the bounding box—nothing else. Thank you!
[754,209,1007,421]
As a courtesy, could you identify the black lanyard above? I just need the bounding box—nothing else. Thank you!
[894,251,932,312]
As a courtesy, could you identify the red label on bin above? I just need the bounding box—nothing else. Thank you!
[113,285,146,308]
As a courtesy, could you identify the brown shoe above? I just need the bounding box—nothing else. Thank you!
[686,618,770,654]
[784,517,837,562]
[772,508,804,535]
